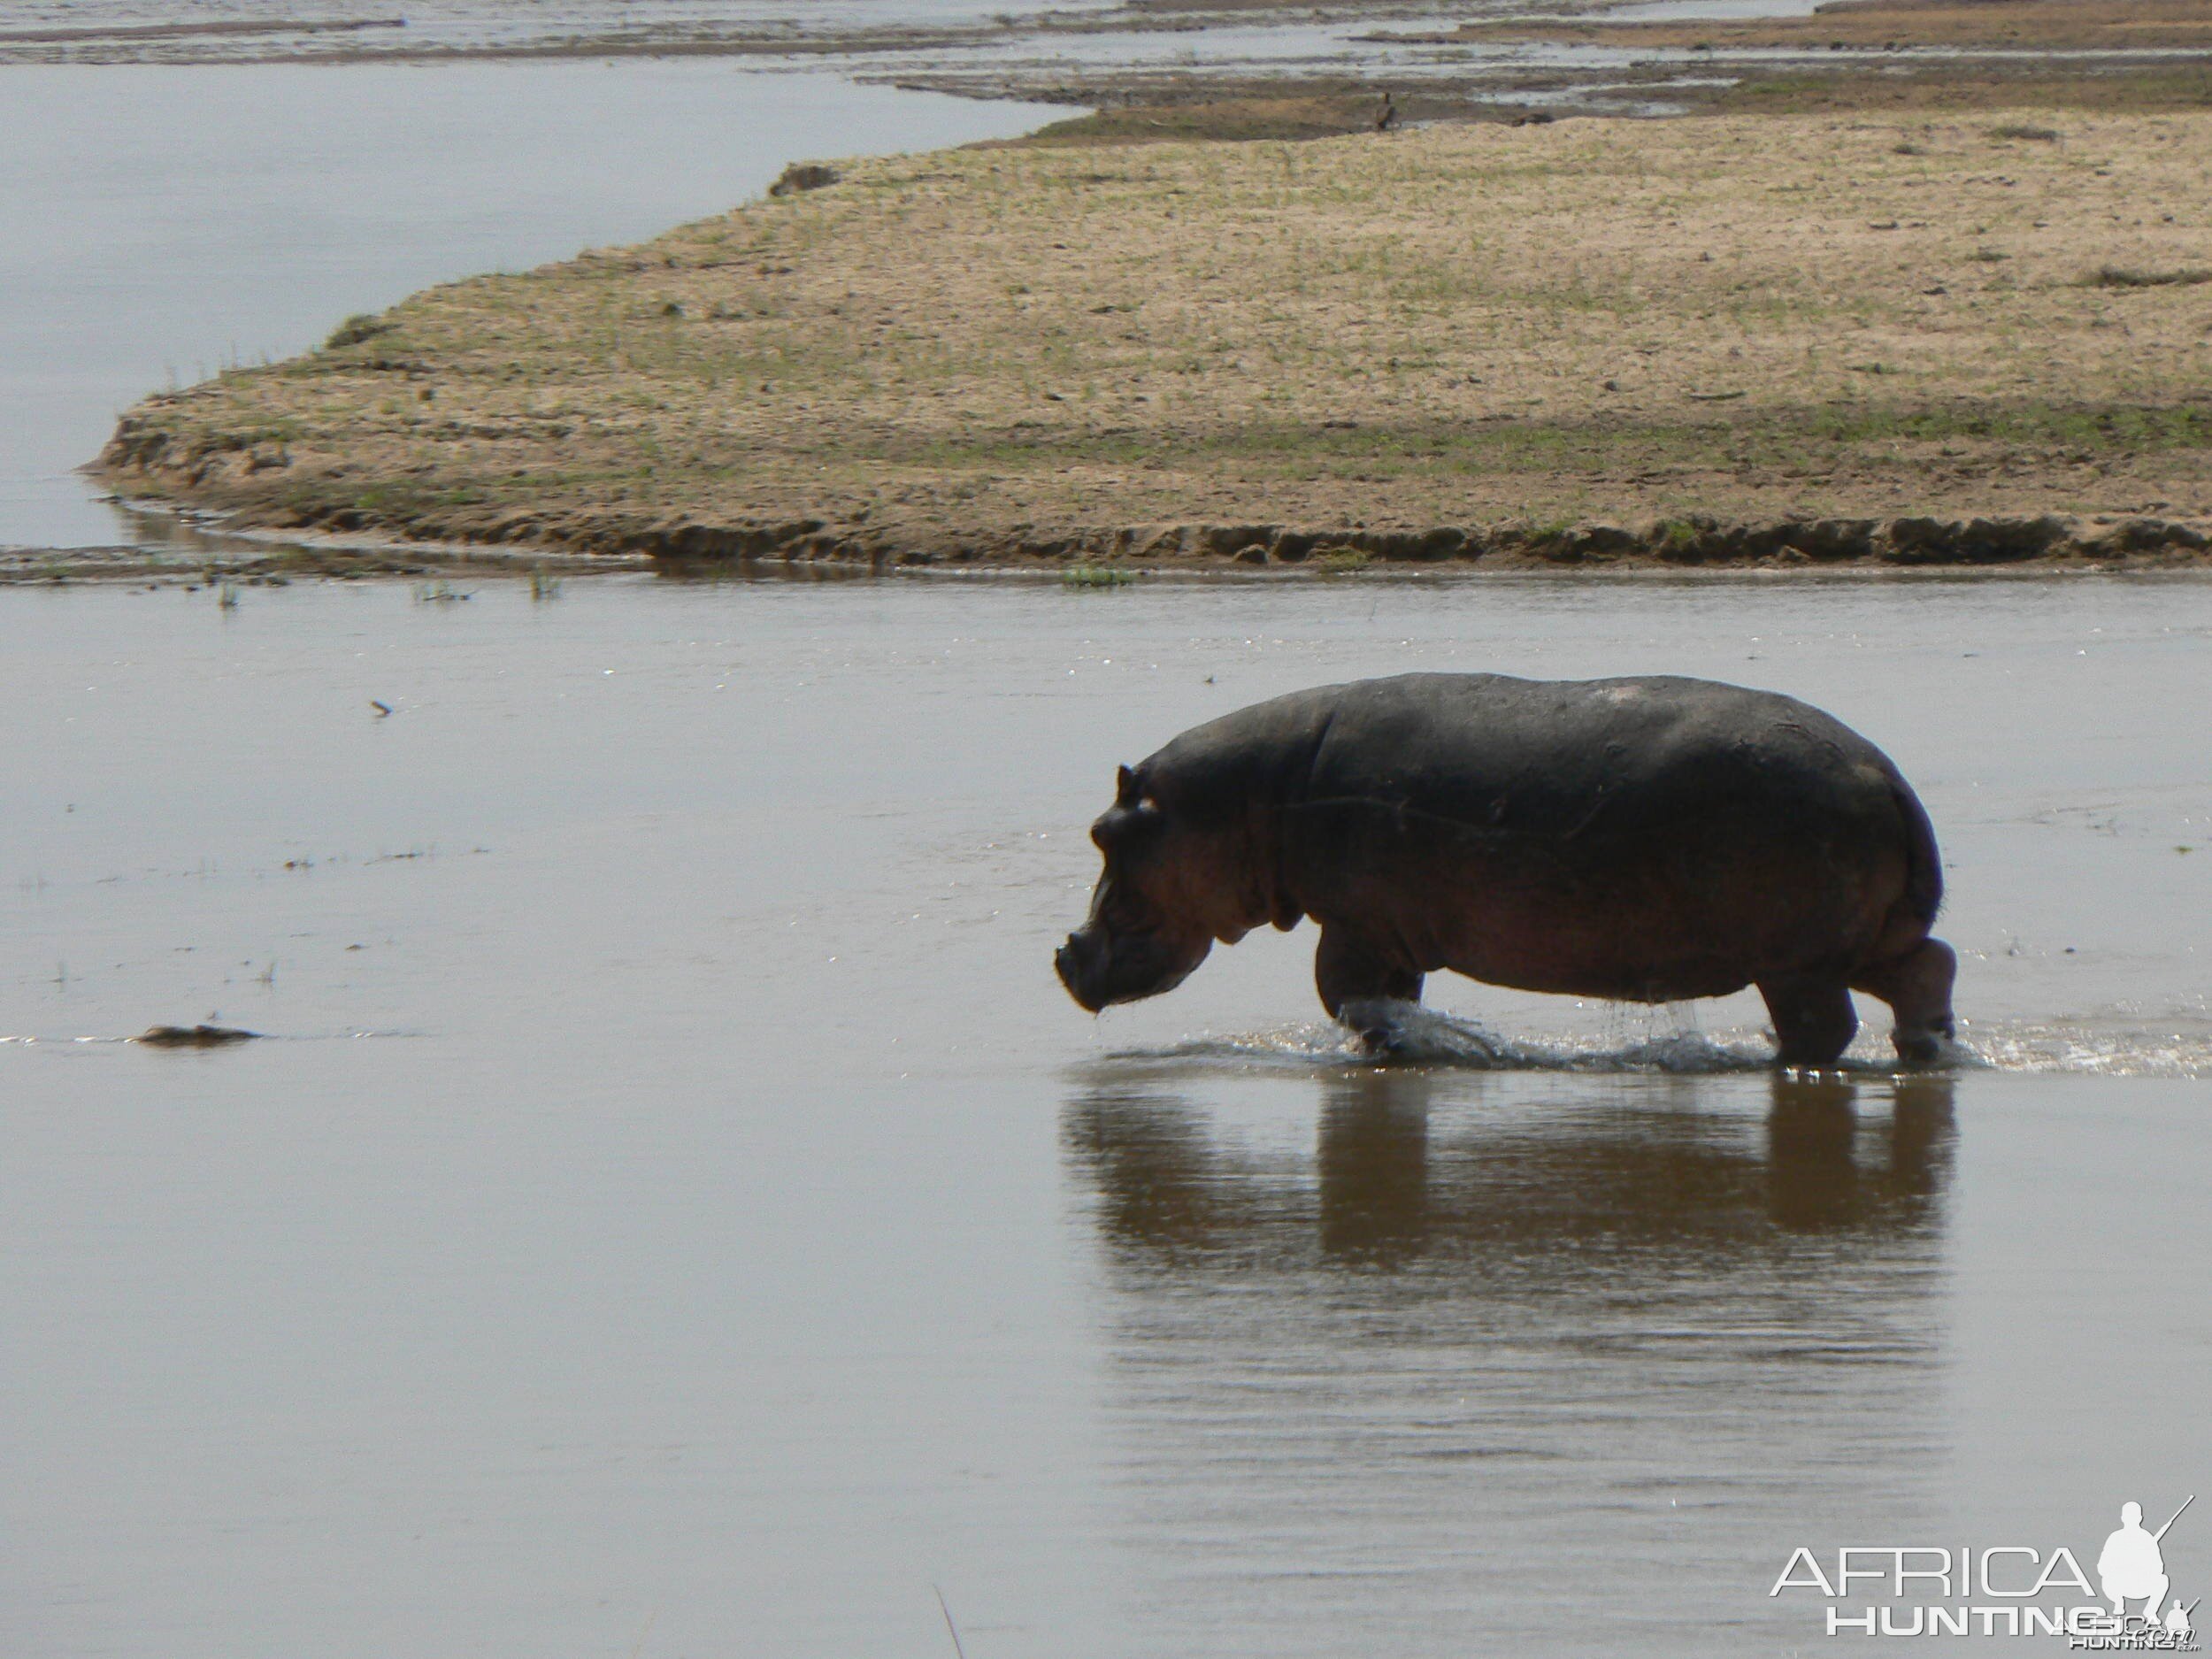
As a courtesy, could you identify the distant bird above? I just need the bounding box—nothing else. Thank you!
[370,700,392,718]
[1375,91,1398,133]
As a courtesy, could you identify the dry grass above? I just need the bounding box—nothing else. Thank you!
[101,109,2212,558]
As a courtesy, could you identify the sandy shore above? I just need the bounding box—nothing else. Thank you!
[95,107,2212,573]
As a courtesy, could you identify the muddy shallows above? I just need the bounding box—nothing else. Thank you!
[4,572,2207,1656]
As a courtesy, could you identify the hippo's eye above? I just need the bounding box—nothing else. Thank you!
[1092,801,1160,854]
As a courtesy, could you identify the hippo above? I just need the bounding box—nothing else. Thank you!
[1055,673,1957,1066]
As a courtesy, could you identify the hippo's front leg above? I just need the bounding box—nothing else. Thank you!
[1315,924,1425,1053]
[1757,974,1859,1069]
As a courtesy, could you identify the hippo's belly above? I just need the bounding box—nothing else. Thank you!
[1284,751,1908,1000]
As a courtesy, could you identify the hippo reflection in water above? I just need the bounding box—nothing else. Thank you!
[1056,673,1958,1067]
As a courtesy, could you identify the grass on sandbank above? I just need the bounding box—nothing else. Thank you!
[100,108,2212,563]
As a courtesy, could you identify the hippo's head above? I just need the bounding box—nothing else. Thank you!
[1056,763,1256,1012]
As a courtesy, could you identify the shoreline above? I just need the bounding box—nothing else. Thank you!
[43,499,2212,585]
[13,0,2212,132]
[19,501,2211,586]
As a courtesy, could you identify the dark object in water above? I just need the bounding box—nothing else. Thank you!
[1056,672,1956,1067]
[769,163,841,197]
[137,1024,259,1048]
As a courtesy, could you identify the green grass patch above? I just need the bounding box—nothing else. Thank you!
[325,313,396,350]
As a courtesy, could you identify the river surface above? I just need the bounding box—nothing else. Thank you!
[0,61,1061,550]
[4,572,2206,1656]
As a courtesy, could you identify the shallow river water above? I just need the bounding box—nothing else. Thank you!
[0,62,1059,549]
[4,571,2207,1656]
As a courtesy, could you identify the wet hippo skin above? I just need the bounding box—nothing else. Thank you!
[1056,672,1957,1066]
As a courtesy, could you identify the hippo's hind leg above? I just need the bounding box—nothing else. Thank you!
[1852,937,1957,1065]
[1316,925,1424,1053]
[1758,975,1859,1069]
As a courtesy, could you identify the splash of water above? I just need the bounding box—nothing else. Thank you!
[1114,1004,2208,1078]
[1965,1023,2212,1078]
[1132,1001,1779,1075]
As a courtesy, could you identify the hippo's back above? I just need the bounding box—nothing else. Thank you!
[1301,672,1907,842]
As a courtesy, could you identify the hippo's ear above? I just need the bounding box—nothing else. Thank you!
[1115,764,1141,806]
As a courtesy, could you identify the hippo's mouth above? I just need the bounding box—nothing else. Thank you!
[1056,926,1210,1011]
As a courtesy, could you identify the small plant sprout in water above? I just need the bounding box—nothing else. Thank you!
[217,580,241,610]
[529,565,563,601]
[413,580,470,603]
[1062,565,1135,588]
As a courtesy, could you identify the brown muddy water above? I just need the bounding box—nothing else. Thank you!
[3,571,2208,1656]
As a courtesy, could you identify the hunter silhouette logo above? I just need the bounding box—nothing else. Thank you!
[2100,1499,2189,1626]
[1770,1494,2198,1645]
